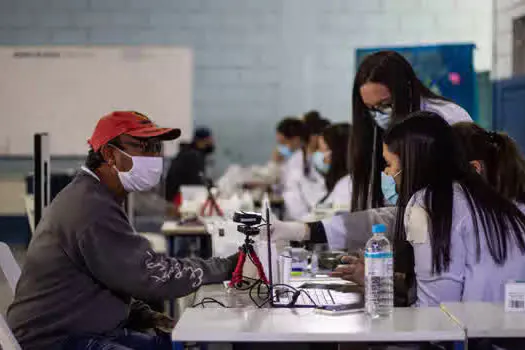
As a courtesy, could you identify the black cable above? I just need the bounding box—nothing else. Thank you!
[248,279,269,308]
[256,279,269,299]
[270,283,318,307]
[231,275,259,291]
[299,289,318,307]
[192,297,229,308]
[190,287,200,306]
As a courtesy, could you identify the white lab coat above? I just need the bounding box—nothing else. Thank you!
[282,156,326,221]
[421,98,472,124]
[321,99,472,250]
[279,149,303,186]
[320,174,352,209]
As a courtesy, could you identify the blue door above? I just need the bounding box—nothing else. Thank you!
[493,75,525,152]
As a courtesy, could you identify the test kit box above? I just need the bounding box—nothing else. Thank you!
[505,281,525,312]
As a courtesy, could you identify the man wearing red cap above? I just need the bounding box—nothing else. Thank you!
[7,111,238,350]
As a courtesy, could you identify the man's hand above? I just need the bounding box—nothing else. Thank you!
[127,300,175,334]
[331,255,365,289]
[151,312,175,334]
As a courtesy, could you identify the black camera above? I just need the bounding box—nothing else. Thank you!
[233,211,262,236]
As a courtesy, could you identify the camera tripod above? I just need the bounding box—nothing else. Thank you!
[229,229,269,287]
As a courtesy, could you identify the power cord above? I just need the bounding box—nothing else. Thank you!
[191,280,318,309]
[271,283,318,307]
[191,297,229,308]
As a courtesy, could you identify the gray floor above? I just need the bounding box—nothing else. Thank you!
[0,244,25,317]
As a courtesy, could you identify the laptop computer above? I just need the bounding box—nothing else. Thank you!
[265,207,364,309]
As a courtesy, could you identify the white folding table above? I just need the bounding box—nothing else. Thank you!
[441,302,525,338]
[172,306,464,344]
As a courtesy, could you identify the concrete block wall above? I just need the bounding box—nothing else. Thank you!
[493,0,525,79]
[0,0,492,169]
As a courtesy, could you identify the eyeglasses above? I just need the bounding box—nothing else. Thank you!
[368,102,393,114]
[121,139,163,154]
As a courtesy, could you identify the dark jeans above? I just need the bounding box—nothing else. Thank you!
[62,329,172,350]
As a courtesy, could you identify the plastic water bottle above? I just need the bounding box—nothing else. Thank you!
[365,224,394,318]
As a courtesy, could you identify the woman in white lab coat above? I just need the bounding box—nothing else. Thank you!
[311,123,352,210]
[281,114,330,220]
[273,116,305,185]
[350,50,472,211]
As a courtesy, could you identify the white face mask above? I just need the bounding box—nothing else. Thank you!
[370,107,393,130]
[111,146,163,192]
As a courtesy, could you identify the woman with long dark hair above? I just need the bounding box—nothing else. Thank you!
[380,112,525,305]
[351,51,472,211]
[452,122,525,203]
[312,123,353,208]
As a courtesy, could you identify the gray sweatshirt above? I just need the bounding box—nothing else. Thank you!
[7,171,236,350]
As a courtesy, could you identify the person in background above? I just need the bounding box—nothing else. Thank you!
[350,50,472,211]
[7,111,237,350]
[165,126,215,206]
[334,112,525,309]
[452,122,525,203]
[313,123,353,209]
[282,113,331,220]
[273,116,305,184]
[302,110,330,159]
[301,111,331,173]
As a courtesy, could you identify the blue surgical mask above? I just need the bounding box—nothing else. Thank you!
[381,170,401,205]
[312,151,330,174]
[370,107,393,130]
[277,144,293,159]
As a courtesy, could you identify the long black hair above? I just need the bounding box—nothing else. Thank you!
[384,111,525,274]
[350,51,448,211]
[452,122,525,204]
[321,123,352,194]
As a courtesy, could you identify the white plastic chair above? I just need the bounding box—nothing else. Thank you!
[23,195,35,235]
[0,242,21,294]
[0,313,21,350]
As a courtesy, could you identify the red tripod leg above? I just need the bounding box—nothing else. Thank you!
[229,250,247,287]
[248,246,269,284]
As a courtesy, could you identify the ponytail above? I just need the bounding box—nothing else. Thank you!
[452,123,525,203]
[488,131,525,203]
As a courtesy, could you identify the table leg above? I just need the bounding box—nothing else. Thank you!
[168,236,176,257]
[201,235,212,259]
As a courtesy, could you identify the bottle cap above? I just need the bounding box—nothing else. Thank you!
[372,224,386,234]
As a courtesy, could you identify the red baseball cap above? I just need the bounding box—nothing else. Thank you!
[88,111,181,152]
